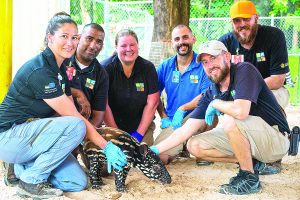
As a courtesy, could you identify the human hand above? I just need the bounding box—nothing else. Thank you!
[150,146,159,155]
[205,101,221,126]
[103,141,127,173]
[172,109,186,130]
[77,95,91,119]
[130,131,143,142]
[161,117,172,129]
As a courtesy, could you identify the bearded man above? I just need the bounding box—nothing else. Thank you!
[154,24,211,164]
[150,40,290,195]
[219,1,291,175]
[219,1,290,109]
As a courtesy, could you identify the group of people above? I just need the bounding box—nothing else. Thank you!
[0,0,294,198]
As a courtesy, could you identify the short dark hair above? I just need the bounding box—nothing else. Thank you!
[173,24,193,34]
[82,23,105,34]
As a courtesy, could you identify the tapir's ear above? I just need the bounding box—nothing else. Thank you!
[139,143,149,156]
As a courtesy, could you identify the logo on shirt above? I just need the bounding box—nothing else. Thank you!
[256,52,266,62]
[280,63,288,69]
[61,83,65,93]
[136,83,144,91]
[172,71,180,83]
[85,78,96,89]
[44,82,57,94]
[230,90,236,98]
[231,54,244,64]
[190,75,199,83]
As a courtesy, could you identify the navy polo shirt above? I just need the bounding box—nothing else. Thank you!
[64,55,109,111]
[0,47,71,133]
[101,55,159,133]
[219,25,289,79]
[191,62,290,134]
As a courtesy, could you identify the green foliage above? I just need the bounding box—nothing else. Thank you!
[70,0,82,24]
[287,56,300,105]
[269,0,288,16]
[268,0,300,16]
[190,0,233,18]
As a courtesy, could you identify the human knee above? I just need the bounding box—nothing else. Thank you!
[69,177,88,192]
[59,177,88,192]
[187,138,205,158]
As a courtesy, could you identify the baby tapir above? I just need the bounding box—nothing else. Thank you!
[83,127,172,192]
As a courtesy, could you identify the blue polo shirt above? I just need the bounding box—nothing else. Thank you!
[157,51,211,119]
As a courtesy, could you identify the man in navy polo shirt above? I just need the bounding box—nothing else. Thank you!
[64,23,108,168]
[154,24,211,164]
[150,40,290,195]
[219,1,291,174]
[65,23,108,128]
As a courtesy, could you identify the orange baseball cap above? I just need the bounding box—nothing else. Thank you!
[230,1,257,19]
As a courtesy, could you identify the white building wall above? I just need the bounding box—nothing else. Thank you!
[13,0,70,76]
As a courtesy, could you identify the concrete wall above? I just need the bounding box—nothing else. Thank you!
[13,0,70,76]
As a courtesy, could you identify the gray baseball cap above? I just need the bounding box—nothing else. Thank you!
[196,40,228,63]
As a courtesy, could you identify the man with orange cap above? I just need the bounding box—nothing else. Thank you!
[219,1,291,175]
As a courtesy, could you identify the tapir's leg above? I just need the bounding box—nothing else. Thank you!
[114,165,131,192]
[87,151,105,189]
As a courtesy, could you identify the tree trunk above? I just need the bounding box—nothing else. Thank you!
[152,0,190,42]
[149,0,190,66]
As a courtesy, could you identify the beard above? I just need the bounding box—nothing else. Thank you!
[208,60,230,84]
[233,22,258,45]
[176,43,192,56]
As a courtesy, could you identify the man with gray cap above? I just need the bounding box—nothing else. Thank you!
[150,40,290,195]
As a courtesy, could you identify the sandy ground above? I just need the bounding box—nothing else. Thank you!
[0,106,299,200]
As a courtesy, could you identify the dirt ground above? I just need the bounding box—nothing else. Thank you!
[0,106,299,200]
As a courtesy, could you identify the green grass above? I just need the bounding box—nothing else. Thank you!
[287,56,300,106]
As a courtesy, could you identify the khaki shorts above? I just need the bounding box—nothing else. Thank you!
[189,115,290,163]
[272,86,289,109]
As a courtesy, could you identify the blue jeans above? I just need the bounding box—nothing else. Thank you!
[0,116,87,192]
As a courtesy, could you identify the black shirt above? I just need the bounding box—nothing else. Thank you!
[101,55,159,133]
[190,62,290,134]
[219,25,289,79]
[0,47,70,133]
[63,55,109,111]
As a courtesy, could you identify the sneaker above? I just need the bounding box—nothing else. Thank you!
[3,162,19,187]
[219,169,261,195]
[195,158,214,166]
[253,159,281,175]
[17,180,63,199]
